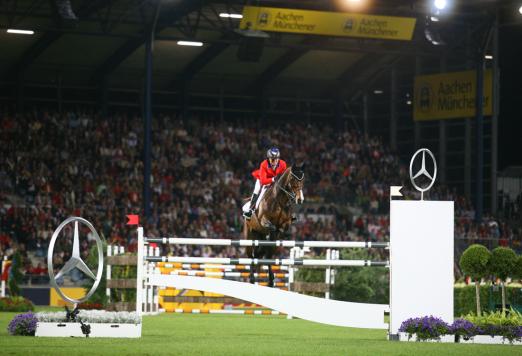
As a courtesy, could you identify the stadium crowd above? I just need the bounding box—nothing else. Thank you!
[0,110,520,281]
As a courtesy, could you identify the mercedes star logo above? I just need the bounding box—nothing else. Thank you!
[409,148,437,200]
[47,217,104,305]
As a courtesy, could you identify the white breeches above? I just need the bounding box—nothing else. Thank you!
[253,179,262,195]
[242,179,268,212]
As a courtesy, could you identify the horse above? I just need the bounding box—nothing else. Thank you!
[243,164,305,287]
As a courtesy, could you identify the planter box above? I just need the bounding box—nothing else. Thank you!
[458,335,522,345]
[35,322,141,338]
[397,333,522,345]
[398,332,455,343]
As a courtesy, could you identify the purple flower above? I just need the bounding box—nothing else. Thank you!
[7,312,38,336]
[450,319,477,339]
[399,315,450,341]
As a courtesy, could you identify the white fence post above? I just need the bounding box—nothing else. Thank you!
[136,228,144,317]
[154,247,160,313]
[1,256,7,298]
[106,245,112,302]
[286,247,297,320]
[325,249,331,299]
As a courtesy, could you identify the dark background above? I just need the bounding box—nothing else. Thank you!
[499,25,522,170]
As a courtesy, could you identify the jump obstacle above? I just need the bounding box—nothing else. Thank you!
[136,229,391,329]
[107,245,340,314]
[135,199,454,336]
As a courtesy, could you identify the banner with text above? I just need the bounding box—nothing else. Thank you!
[240,6,416,41]
[414,70,493,121]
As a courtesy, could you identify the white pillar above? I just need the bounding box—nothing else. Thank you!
[389,200,454,336]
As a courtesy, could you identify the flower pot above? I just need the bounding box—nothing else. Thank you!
[459,335,522,345]
[35,322,141,338]
[398,332,455,343]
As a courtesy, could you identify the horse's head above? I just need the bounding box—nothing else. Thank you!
[280,164,305,205]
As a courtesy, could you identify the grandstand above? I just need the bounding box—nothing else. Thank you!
[0,0,521,294]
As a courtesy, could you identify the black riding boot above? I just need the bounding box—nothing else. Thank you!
[243,193,259,219]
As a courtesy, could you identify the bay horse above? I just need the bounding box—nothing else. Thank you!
[243,164,305,287]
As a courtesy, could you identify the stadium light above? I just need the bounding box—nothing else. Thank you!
[177,41,204,47]
[219,13,243,19]
[6,28,34,35]
[374,90,383,94]
[434,0,447,11]
[484,55,493,60]
[519,5,522,15]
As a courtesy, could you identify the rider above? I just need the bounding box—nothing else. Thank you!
[243,147,287,219]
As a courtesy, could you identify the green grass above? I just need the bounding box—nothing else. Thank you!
[0,311,520,355]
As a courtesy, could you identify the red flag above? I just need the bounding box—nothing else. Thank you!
[126,215,139,225]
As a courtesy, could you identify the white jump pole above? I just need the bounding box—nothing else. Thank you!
[145,238,388,249]
[146,256,388,267]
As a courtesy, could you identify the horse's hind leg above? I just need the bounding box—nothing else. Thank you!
[249,246,255,284]
[268,264,274,288]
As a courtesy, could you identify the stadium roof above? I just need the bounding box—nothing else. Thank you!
[0,0,518,97]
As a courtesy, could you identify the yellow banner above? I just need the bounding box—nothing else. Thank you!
[240,6,416,41]
[50,287,86,306]
[413,70,493,121]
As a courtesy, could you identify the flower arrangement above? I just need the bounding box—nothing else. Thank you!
[0,296,35,312]
[78,302,104,310]
[7,312,38,336]
[450,318,479,340]
[463,310,522,343]
[36,310,141,324]
[398,316,450,341]
[399,312,522,344]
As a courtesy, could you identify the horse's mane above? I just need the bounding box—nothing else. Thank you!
[266,167,291,196]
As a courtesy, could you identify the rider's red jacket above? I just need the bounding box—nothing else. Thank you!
[252,159,287,185]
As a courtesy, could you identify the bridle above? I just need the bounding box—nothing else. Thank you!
[276,170,304,203]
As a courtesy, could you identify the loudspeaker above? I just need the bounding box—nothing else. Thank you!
[50,0,78,28]
[237,37,265,62]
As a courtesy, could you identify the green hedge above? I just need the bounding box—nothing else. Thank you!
[454,285,522,316]
[85,244,137,306]
[0,296,34,312]
[295,249,389,304]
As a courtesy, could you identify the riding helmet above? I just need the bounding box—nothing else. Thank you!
[267,147,280,159]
